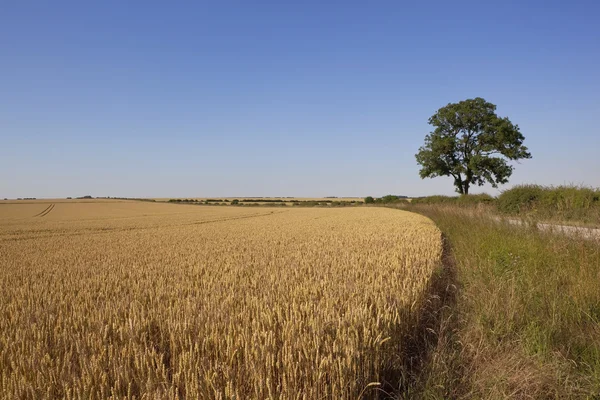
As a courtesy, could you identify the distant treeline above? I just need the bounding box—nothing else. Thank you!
[168,199,230,203]
[168,198,362,204]
[239,199,286,203]
[16,197,37,200]
[364,195,409,204]
[169,199,204,203]
[292,200,359,207]
[167,198,363,207]
[109,197,156,202]
[73,196,156,202]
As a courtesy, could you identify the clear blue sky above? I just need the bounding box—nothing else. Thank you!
[2,1,599,198]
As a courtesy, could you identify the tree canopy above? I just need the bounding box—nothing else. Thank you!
[415,98,531,194]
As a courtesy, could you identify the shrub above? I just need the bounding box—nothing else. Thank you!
[380,195,399,204]
[411,195,456,205]
[498,185,600,223]
[364,196,375,204]
[497,185,544,214]
[374,195,407,204]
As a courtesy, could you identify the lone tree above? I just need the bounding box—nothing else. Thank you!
[415,98,531,194]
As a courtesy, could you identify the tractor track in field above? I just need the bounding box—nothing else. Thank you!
[37,203,55,218]
[31,204,55,218]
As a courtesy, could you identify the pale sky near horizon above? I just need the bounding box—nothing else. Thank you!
[2,1,599,199]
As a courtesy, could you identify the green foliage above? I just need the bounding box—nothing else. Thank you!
[369,195,407,204]
[169,199,198,203]
[379,195,400,203]
[411,195,457,205]
[292,201,330,207]
[241,199,285,203]
[416,98,531,194]
[112,197,156,202]
[412,193,495,205]
[496,184,545,213]
[231,199,239,205]
[498,185,600,223]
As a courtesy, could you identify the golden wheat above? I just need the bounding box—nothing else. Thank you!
[0,201,441,399]
[152,197,365,202]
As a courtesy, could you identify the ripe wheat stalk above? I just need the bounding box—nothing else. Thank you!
[0,202,442,399]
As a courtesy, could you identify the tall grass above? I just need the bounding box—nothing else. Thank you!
[399,205,600,398]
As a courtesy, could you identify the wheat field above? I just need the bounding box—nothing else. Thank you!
[0,200,442,399]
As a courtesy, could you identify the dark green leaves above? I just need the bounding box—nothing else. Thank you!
[416,98,531,194]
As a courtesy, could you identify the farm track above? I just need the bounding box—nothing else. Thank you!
[37,204,55,218]
[504,217,600,240]
[0,210,286,243]
[31,203,55,217]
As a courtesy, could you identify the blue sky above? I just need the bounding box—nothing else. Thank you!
[1,1,599,198]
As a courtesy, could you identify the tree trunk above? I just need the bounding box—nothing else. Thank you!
[455,174,464,194]
[464,170,472,195]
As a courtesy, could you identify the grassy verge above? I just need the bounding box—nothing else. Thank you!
[399,205,600,399]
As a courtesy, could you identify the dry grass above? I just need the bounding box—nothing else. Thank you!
[397,204,600,399]
[0,202,441,399]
